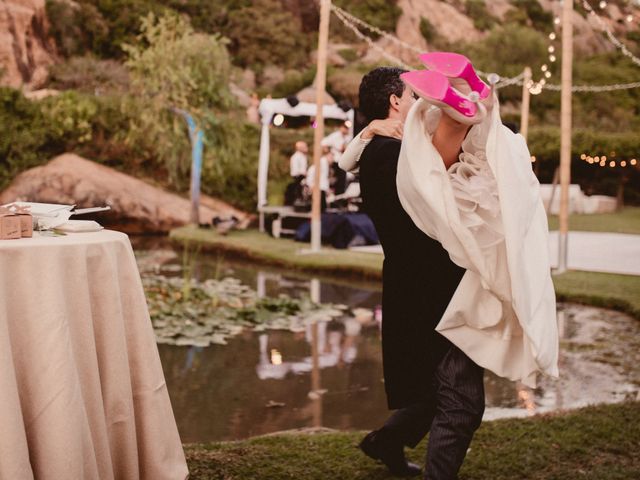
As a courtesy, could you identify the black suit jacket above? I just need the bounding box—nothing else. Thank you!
[359,135,466,409]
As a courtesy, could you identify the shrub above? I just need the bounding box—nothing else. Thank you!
[268,68,317,99]
[0,88,60,189]
[420,17,436,43]
[201,115,261,211]
[46,0,167,58]
[47,56,130,94]
[333,0,401,38]
[465,0,496,31]
[338,48,359,63]
[225,0,312,71]
[327,69,362,107]
[122,11,236,187]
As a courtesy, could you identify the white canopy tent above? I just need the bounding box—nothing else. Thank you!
[256,97,354,211]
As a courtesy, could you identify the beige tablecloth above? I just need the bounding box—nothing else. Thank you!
[0,230,188,479]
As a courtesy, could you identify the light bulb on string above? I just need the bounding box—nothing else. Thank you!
[627,15,634,23]
[529,83,543,95]
[545,71,552,78]
[548,46,555,53]
[550,55,557,62]
[541,64,548,72]
[599,1,607,9]
[554,16,561,25]
[549,32,556,40]
[273,114,285,126]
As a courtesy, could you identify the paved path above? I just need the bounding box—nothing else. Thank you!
[351,231,640,276]
[547,231,640,276]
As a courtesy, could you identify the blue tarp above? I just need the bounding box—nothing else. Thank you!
[295,213,379,249]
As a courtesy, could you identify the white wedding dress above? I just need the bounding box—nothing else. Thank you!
[340,97,559,387]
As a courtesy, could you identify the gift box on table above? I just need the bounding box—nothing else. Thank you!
[0,208,21,240]
[12,206,33,238]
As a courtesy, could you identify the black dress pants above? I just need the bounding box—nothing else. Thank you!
[382,344,485,480]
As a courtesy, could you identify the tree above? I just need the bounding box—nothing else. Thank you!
[122,11,235,187]
[225,0,311,71]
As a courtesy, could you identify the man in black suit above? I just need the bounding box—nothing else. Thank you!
[355,67,485,479]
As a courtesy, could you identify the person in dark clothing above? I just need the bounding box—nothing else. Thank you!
[354,67,486,479]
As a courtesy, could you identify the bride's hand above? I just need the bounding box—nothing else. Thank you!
[361,118,403,140]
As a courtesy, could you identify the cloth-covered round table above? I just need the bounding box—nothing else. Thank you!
[0,230,188,479]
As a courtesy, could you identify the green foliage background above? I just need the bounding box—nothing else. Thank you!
[2,0,639,209]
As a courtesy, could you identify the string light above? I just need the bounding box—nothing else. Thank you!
[579,153,639,168]
[582,0,640,69]
[330,3,523,87]
[331,6,411,69]
[331,3,640,95]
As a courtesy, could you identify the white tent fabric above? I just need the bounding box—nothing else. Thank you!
[257,98,354,208]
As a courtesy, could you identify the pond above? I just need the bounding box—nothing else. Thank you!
[133,241,640,443]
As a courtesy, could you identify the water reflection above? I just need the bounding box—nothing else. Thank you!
[136,247,640,442]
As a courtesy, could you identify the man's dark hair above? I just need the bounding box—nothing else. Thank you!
[358,67,408,122]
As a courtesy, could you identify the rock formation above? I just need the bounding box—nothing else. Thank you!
[0,154,252,234]
[0,0,56,89]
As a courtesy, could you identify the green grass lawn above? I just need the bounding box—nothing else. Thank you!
[548,207,640,234]
[553,270,640,319]
[184,401,640,480]
[170,225,383,280]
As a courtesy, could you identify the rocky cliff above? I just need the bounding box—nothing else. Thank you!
[0,0,56,89]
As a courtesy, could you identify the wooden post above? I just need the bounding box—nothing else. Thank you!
[547,166,560,213]
[520,67,532,141]
[310,0,331,252]
[557,0,573,273]
[616,171,627,211]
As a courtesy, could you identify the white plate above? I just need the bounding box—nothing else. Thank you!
[55,220,104,233]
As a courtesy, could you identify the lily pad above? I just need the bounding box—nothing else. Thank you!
[142,274,348,347]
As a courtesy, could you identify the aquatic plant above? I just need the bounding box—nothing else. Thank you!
[143,274,347,347]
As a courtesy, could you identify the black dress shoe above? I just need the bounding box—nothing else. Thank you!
[359,429,422,477]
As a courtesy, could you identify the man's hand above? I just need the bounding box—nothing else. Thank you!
[362,118,404,140]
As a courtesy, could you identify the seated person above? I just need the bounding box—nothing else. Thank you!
[285,141,309,206]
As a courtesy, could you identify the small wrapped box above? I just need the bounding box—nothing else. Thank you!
[13,205,33,238]
[0,207,21,240]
